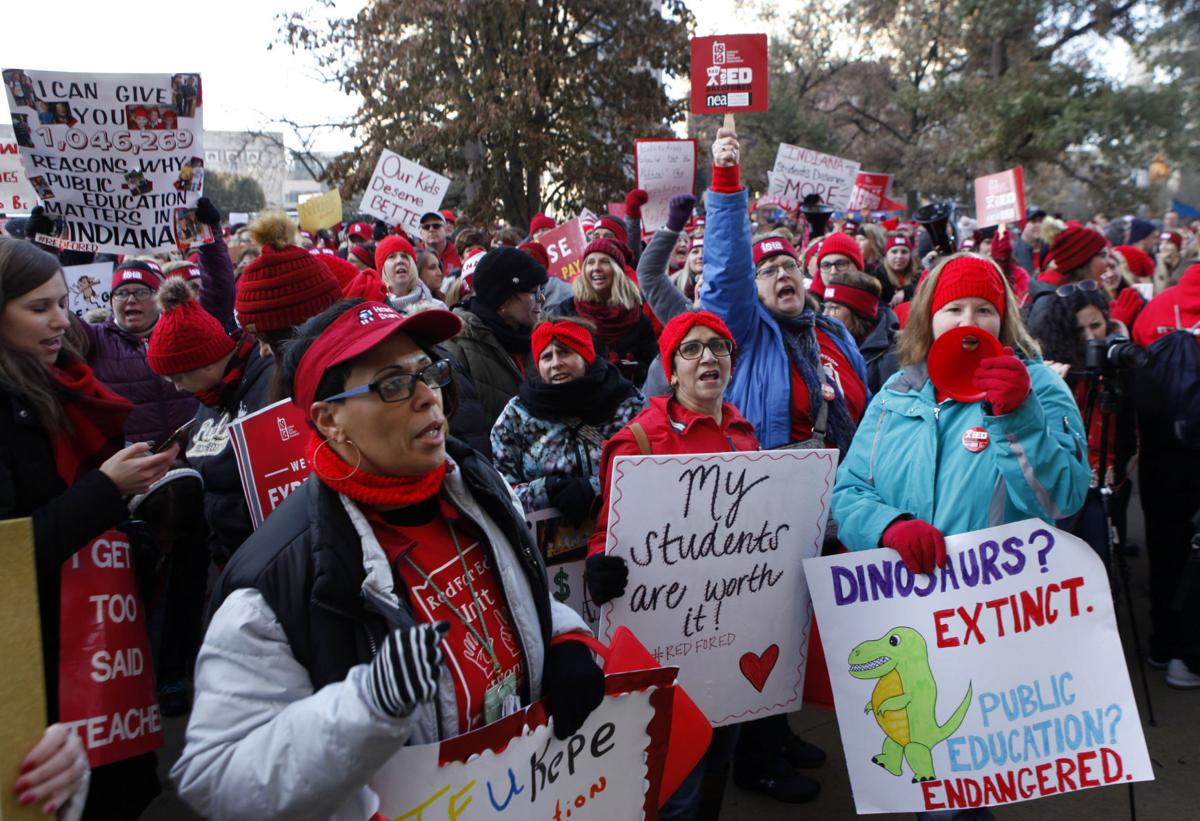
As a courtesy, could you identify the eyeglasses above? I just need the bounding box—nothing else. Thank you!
[756,260,800,279]
[677,338,734,359]
[524,286,547,302]
[1055,280,1099,298]
[112,287,154,303]
[420,223,444,231]
[819,259,855,274]
[323,359,452,404]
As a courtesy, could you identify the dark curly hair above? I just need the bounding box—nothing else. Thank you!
[1027,288,1110,370]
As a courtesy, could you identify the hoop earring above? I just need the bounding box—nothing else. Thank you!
[313,437,362,482]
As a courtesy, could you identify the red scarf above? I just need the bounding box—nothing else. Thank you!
[307,434,447,508]
[49,359,133,483]
[574,300,643,346]
[194,333,257,408]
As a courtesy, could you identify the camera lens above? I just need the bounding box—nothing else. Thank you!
[1108,340,1149,370]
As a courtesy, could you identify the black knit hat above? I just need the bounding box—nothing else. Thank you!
[471,247,549,308]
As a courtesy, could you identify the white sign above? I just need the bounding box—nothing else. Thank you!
[804,520,1153,814]
[2,69,204,254]
[634,139,697,233]
[549,557,600,634]
[63,261,113,319]
[359,148,450,236]
[0,139,38,211]
[599,449,837,726]
[768,143,860,211]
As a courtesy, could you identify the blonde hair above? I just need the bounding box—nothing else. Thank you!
[573,252,642,309]
[860,224,886,263]
[897,253,1041,367]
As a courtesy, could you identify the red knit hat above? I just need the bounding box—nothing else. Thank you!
[165,263,201,281]
[816,231,865,271]
[1043,226,1107,275]
[1114,245,1154,279]
[884,234,911,253]
[659,311,735,382]
[1159,231,1183,248]
[529,213,556,234]
[752,236,798,266]
[532,320,596,367]
[518,241,550,269]
[375,234,416,273]
[342,269,388,302]
[931,256,1007,320]
[236,245,342,334]
[582,238,626,267]
[823,281,880,321]
[148,279,236,375]
[595,216,629,246]
[348,243,374,268]
[112,260,163,292]
[313,249,360,290]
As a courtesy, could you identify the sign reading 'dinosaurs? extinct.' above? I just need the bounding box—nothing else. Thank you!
[2,69,204,254]
[600,450,837,726]
[804,520,1152,815]
[229,398,311,529]
[689,34,769,115]
[358,148,450,237]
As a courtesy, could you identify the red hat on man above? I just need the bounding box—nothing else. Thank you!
[816,231,865,271]
[375,234,416,274]
[931,256,1007,321]
[595,216,629,247]
[532,320,596,367]
[148,279,235,376]
[112,259,163,292]
[347,222,373,241]
[658,311,735,383]
[1043,226,1107,274]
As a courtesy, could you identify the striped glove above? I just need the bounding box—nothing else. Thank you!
[367,622,450,719]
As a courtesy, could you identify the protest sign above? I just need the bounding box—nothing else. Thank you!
[634,139,698,233]
[690,34,769,114]
[768,143,860,211]
[539,218,588,282]
[371,669,673,819]
[599,449,837,726]
[527,507,592,565]
[548,556,600,633]
[848,172,894,211]
[1,139,38,212]
[358,149,449,236]
[229,398,311,529]
[804,519,1153,814]
[297,188,343,233]
[974,167,1025,229]
[2,69,204,254]
[64,261,113,319]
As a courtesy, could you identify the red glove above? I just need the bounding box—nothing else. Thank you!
[624,189,649,219]
[974,347,1030,415]
[881,519,947,574]
[1109,288,1144,329]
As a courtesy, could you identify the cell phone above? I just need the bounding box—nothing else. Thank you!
[153,419,197,454]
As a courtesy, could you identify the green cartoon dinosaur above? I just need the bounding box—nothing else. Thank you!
[848,626,972,782]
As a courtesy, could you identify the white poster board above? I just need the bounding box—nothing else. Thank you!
[63,261,113,319]
[358,148,450,236]
[0,139,38,212]
[549,557,600,633]
[768,143,860,211]
[599,449,837,725]
[2,69,204,254]
[804,520,1153,814]
[634,139,697,233]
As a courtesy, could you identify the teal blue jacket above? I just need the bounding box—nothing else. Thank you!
[832,360,1091,550]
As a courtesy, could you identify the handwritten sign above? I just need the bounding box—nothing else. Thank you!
[804,520,1153,814]
[64,261,113,319]
[229,398,311,529]
[0,139,38,212]
[599,450,837,726]
[974,167,1025,229]
[358,148,449,236]
[297,188,343,233]
[538,218,588,282]
[768,143,860,211]
[634,139,698,233]
[848,172,894,211]
[372,670,672,819]
[689,34,769,114]
[2,69,204,254]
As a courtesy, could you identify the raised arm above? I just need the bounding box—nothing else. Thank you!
[635,194,696,326]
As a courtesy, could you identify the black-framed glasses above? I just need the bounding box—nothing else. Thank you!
[756,259,800,279]
[524,286,547,302]
[1055,280,1099,298]
[323,359,452,404]
[677,338,733,359]
[819,259,855,274]
[420,222,444,231]
[112,287,155,303]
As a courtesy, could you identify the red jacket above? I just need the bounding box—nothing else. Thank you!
[587,395,760,556]
[1133,263,1200,346]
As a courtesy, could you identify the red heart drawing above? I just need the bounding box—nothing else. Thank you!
[739,645,780,692]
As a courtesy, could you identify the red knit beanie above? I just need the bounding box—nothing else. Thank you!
[595,216,629,246]
[1043,226,1107,275]
[529,213,557,234]
[314,249,361,290]
[519,241,550,269]
[659,311,735,382]
[348,243,375,268]
[816,231,865,271]
[375,234,416,273]
[582,238,627,268]
[532,320,597,366]
[931,256,1007,320]
[342,269,389,302]
[148,279,236,375]
[236,245,342,334]
[1114,245,1154,279]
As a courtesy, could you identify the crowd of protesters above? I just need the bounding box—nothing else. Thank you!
[1,118,1198,821]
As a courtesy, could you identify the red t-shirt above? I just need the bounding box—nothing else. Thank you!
[369,507,526,732]
[789,331,868,444]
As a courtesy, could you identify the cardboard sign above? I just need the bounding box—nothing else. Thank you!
[371,670,673,819]
[358,148,450,236]
[229,398,311,529]
[804,520,1152,814]
[634,139,698,233]
[599,450,837,726]
[768,143,860,211]
[548,556,600,633]
[297,188,343,232]
[689,34,769,114]
[0,139,38,212]
[848,172,894,211]
[538,218,588,282]
[974,167,1025,229]
[64,261,113,319]
[2,69,204,254]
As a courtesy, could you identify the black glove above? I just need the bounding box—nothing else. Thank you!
[585,553,628,605]
[666,193,696,232]
[367,622,449,718]
[543,640,605,740]
[546,476,596,526]
[373,219,389,241]
[26,206,55,241]
[195,196,221,227]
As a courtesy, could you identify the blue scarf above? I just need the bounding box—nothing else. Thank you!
[775,309,855,455]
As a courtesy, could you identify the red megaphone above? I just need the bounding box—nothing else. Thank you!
[927,326,1004,402]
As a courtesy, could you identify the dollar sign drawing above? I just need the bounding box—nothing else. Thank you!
[553,568,570,602]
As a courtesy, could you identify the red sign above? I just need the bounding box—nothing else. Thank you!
[689,34,769,114]
[847,172,894,211]
[538,218,588,282]
[229,398,311,528]
[974,167,1025,229]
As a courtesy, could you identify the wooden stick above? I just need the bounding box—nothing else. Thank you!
[723,112,736,132]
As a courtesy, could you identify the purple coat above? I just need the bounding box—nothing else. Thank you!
[83,237,237,444]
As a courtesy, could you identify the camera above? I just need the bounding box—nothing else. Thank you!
[1085,334,1149,373]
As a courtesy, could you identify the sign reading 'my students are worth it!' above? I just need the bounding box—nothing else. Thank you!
[690,35,769,114]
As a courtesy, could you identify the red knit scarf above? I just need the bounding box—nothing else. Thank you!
[307,433,447,508]
[574,300,643,346]
[49,358,133,483]
[194,333,257,408]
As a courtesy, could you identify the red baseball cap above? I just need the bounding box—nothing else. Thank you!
[293,302,462,412]
[347,222,373,240]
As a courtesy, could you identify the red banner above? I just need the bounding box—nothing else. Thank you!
[59,530,163,768]
[974,167,1025,229]
[847,172,894,211]
[538,218,588,282]
[229,398,311,529]
[690,34,769,114]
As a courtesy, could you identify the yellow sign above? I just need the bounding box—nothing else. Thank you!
[297,189,344,232]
